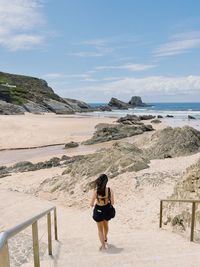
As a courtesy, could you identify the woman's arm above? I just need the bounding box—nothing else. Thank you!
[110,189,114,205]
[90,190,96,207]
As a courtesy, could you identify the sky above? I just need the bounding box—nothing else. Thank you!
[0,0,200,102]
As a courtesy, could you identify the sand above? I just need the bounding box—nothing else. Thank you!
[0,113,115,149]
[1,113,200,266]
[1,152,200,266]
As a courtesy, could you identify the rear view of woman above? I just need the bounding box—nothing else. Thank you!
[90,174,115,251]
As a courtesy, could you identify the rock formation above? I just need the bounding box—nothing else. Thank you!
[0,71,94,114]
[83,122,154,145]
[145,126,200,159]
[64,98,94,112]
[163,158,200,233]
[151,119,161,124]
[188,115,196,120]
[0,100,25,115]
[0,156,71,178]
[62,142,149,179]
[108,96,149,110]
[117,114,155,124]
[128,96,148,107]
[64,141,79,149]
[108,97,129,109]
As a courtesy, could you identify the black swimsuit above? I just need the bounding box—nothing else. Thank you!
[92,187,115,222]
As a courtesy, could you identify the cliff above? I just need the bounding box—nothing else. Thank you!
[0,71,93,114]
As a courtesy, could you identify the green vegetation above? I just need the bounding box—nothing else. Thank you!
[0,71,60,106]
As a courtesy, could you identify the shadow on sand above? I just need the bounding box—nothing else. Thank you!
[106,244,124,254]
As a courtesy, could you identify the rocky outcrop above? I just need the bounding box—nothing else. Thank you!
[117,114,155,125]
[108,97,129,109]
[83,122,154,145]
[37,142,150,198]
[0,156,71,178]
[128,96,148,107]
[151,119,161,124]
[62,142,149,179]
[64,98,94,112]
[99,105,112,111]
[171,158,200,200]
[23,101,49,114]
[64,141,79,149]
[0,71,94,114]
[163,158,200,233]
[0,100,25,115]
[108,96,149,110]
[188,115,196,120]
[145,126,200,159]
[166,115,174,118]
[43,99,75,114]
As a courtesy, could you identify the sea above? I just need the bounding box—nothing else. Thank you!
[88,102,200,129]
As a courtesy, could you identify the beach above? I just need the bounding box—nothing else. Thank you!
[1,112,200,267]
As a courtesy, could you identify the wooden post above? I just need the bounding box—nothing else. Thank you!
[47,213,52,255]
[32,221,40,267]
[190,202,196,242]
[159,200,163,228]
[54,208,58,241]
[0,242,10,267]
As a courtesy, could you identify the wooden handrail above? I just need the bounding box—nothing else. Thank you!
[0,207,58,267]
[159,199,198,242]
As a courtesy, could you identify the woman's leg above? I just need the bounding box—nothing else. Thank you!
[102,220,109,242]
[97,222,106,249]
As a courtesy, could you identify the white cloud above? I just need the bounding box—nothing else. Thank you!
[0,0,47,50]
[96,63,156,72]
[42,73,90,79]
[154,31,200,57]
[68,51,105,57]
[81,38,109,47]
[69,37,117,57]
[69,75,200,100]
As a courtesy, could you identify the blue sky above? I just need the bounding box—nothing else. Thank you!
[0,0,200,102]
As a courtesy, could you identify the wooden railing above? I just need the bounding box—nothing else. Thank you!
[159,199,200,242]
[0,207,58,267]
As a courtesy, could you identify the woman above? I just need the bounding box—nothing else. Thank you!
[90,174,115,250]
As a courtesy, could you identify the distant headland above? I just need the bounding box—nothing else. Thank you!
[0,71,149,115]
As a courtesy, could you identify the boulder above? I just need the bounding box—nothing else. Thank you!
[117,114,155,124]
[145,126,200,159]
[23,100,49,113]
[64,98,94,112]
[151,119,162,124]
[165,158,200,231]
[99,105,112,111]
[108,97,129,109]
[188,115,196,120]
[128,96,147,107]
[166,115,174,118]
[43,99,75,114]
[64,141,79,149]
[117,114,141,124]
[83,123,154,145]
[139,115,155,120]
[157,115,163,118]
[0,100,25,115]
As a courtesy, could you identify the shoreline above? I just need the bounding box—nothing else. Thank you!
[0,113,199,165]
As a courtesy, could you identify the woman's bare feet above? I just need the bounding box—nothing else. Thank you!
[99,245,107,251]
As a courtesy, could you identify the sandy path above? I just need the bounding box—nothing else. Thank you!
[1,190,200,267]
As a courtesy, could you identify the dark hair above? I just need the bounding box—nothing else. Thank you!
[95,174,108,196]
